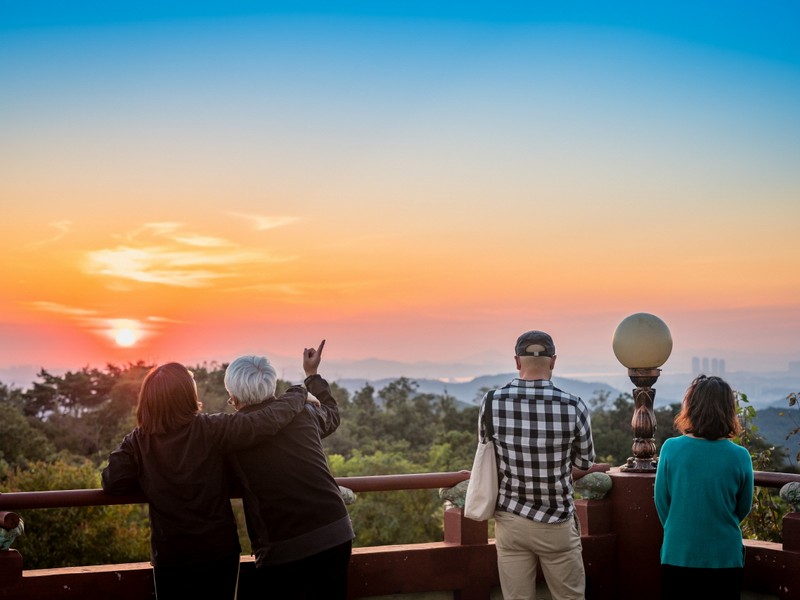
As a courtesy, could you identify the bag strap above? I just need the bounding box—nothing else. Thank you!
[481,390,495,442]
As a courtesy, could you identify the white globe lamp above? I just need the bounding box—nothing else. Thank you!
[612,312,672,369]
[612,312,672,472]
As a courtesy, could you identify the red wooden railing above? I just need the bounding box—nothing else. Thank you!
[1,470,799,600]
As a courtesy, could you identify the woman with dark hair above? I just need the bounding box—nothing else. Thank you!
[102,362,311,600]
[655,374,754,600]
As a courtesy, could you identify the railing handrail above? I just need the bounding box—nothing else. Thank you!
[753,471,800,488]
[0,471,472,511]
[1,469,797,512]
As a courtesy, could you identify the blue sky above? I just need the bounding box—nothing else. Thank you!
[2,1,798,61]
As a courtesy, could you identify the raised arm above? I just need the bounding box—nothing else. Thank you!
[302,339,340,437]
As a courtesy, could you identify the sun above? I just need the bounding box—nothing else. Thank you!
[114,328,137,347]
[110,320,141,347]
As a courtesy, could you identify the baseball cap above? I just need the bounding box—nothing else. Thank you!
[515,330,556,357]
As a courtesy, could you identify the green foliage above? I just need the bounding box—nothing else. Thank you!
[2,459,150,568]
[191,361,231,414]
[588,391,680,466]
[19,362,151,462]
[329,451,444,546]
[0,400,56,470]
[735,392,791,542]
[323,378,478,470]
[785,391,800,465]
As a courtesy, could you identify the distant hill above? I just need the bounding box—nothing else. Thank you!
[334,373,621,409]
[751,405,800,469]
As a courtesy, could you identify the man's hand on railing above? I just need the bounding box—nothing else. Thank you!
[573,463,612,482]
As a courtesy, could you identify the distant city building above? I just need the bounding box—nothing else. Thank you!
[692,356,726,377]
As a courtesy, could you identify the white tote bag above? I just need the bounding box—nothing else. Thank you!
[464,391,498,521]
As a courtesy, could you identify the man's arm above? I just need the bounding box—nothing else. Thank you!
[212,386,308,451]
[571,399,596,471]
[304,374,340,438]
[572,463,611,481]
[302,339,340,437]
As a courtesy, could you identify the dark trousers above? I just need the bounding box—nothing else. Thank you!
[250,540,352,600]
[153,553,240,599]
[661,564,743,600]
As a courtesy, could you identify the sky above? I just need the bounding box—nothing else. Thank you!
[2,1,799,386]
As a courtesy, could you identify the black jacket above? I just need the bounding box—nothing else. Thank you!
[228,374,354,567]
[101,387,308,567]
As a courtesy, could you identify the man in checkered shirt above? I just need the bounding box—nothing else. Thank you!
[478,330,599,600]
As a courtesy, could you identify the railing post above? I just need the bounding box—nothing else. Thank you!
[575,498,616,600]
[608,471,663,600]
[783,512,800,553]
[0,550,23,591]
[0,509,23,593]
[443,507,488,545]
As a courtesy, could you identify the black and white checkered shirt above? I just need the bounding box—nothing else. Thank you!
[478,378,595,523]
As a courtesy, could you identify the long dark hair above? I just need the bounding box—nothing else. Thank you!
[673,374,742,440]
[136,362,199,434]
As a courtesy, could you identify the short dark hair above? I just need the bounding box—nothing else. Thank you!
[673,375,742,440]
[136,362,199,434]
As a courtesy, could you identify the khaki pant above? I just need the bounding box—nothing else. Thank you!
[494,511,585,600]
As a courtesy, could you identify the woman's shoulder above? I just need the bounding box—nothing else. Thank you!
[660,435,686,449]
[723,438,752,458]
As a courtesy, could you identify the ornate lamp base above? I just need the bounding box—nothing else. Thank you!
[621,455,658,473]
[619,368,661,473]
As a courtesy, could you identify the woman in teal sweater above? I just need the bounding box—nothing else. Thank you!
[654,375,754,600]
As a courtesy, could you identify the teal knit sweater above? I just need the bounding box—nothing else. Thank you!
[654,435,753,568]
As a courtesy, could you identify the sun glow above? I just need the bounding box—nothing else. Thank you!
[110,320,140,347]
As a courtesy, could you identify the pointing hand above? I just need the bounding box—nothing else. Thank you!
[303,339,325,377]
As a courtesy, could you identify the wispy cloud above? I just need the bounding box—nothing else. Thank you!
[171,234,236,248]
[27,301,97,316]
[84,223,296,288]
[25,221,73,250]
[145,315,184,324]
[228,212,300,231]
[84,246,242,287]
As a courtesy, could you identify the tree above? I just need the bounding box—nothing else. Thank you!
[2,458,150,568]
[30,363,151,461]
[22,367,116,419]
[328,451,444,547]
[736,392,790,542]
[191,361,231,414]
[0,402,55,470]
[783,391,800,467]
[324,383,384,457]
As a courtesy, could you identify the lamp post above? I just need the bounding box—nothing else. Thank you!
[612,313,673,473]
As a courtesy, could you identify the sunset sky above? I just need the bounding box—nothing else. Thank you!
[2,2,799,385]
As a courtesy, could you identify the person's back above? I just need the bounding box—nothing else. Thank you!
[492,378,592,522]
[229,383,351,565]
[655,375,754,600]
[102,362,309,600]
[482,330,596,600]
[225,343,354,600]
